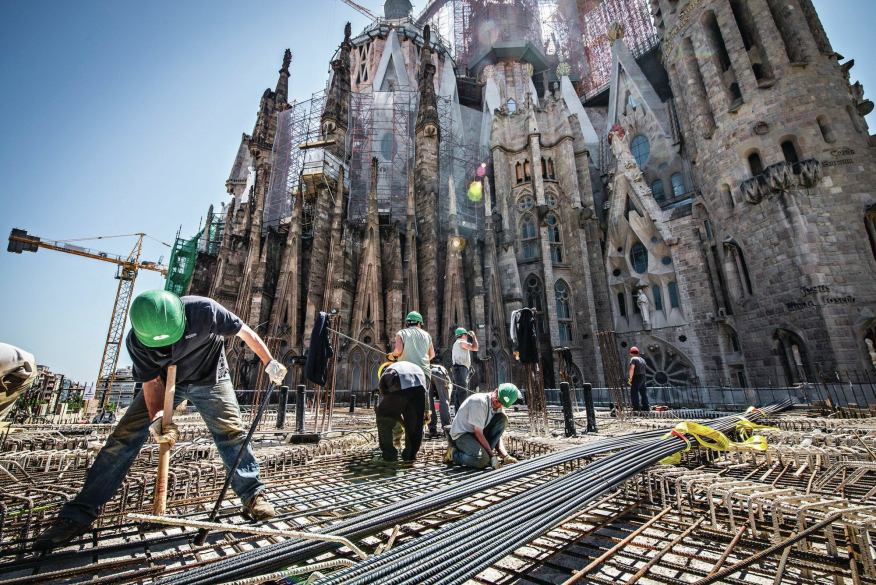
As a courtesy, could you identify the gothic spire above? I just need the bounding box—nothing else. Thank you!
[276,49,291,104]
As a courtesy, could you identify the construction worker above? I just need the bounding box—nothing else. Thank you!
[34,290,288,550]
[445,383,520,469]
[388,311,435,381]
[451,327,478,412]
[375,361,429,463]
[0,342,38,423]
[427,360,451,438]
[627,346,649,411]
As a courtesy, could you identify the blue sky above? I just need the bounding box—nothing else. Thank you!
[0,0,873,384]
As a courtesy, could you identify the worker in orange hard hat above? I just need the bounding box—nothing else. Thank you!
[627,346,649,412]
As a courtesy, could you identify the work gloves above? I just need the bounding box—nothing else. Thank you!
[489,454,501,469]
[149,416,179,447]
[502,454,519,464]
[424,410,432,426]
[265,359,288,385]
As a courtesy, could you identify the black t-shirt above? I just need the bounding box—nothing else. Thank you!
[630,356,646,382]
[126,296,243,386]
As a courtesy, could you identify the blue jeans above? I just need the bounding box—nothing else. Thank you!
[452,412,508,469]
[451,365,469,412]
[60,379,264,525]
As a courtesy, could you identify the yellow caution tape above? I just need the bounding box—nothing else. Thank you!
[660,419,769,465]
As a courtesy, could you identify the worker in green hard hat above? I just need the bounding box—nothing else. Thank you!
[450,326,478,413]
[34,291,288,551]
[445,383,520,469]
[388,311,435,383]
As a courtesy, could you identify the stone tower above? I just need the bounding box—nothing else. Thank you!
[654,0,876,383]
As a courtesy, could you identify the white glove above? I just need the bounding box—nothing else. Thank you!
[489,455,501,469]
[502,454,519,465]
[265,359,287,385]
[149,416,179,447]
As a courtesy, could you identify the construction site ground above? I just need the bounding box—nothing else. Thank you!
[1,405,875,584]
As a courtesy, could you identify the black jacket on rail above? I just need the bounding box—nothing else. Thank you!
[304,312,334,386]
[514,308,539,364]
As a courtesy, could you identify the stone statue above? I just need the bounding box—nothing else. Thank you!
[637,288,651,330]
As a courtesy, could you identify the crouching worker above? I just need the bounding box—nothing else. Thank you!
[375,361,429,463]
[34,290,287,551]
[445,383,520,469]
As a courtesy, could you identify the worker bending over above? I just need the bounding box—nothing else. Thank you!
[0,342,38,423]
[34,290,287,550]
[445,384,520,469]
[375,361,429,463]
[451,327,478,412]
[627,346,649,411]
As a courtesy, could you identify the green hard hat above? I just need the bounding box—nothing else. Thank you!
[130,290,186,348]
[455,327,467,337]
[405,311,423,324]
[497,383,520,408]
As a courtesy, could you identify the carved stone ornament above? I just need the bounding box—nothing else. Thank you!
[740,175,769,204]
[797,158,822,188]
[765,161,794,192]
[578,207,594,226]
[753,121,770,135]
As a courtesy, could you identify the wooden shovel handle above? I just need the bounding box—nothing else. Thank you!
[154,365,177,515]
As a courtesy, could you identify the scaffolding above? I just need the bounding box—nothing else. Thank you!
[165,229,201,296]
[264,92,327,230]
[419,0,658,96]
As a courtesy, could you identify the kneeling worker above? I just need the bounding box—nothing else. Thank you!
[34,290,287,550]
[375,361,429,463]
[446,383,520,469]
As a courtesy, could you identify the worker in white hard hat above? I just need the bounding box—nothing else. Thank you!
[0,342,38,424]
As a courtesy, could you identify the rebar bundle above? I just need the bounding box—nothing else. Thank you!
[160,405,785,585]
[309,404,788,585]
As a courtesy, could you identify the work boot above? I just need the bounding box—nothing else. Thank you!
[242,494,276,521]
[33,518,91,551]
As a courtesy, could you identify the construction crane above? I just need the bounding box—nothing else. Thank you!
[337,0,378,21]
[8,229,169,412]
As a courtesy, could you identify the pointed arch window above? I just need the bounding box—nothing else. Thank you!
[525,274,546,332]
[555,280,573,343]
[671,173,685,196]
[651,179,666,202]
[546,213,563,263]
[541,157,548,179]
[651,284,664,312]
[723,241,754,297]
[774,329,812,384]
[668,281,681,309]
[617,291,627,318]
[506,98,517,113]
[520,213,538,260]
[515,161,524,184]
[547,158,555,179]
[630,135,650,167]
[524,159,531,180]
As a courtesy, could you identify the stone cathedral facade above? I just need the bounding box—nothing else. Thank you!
[189,0,876,394]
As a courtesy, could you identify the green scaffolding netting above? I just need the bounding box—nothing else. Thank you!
[164,230,202,296]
